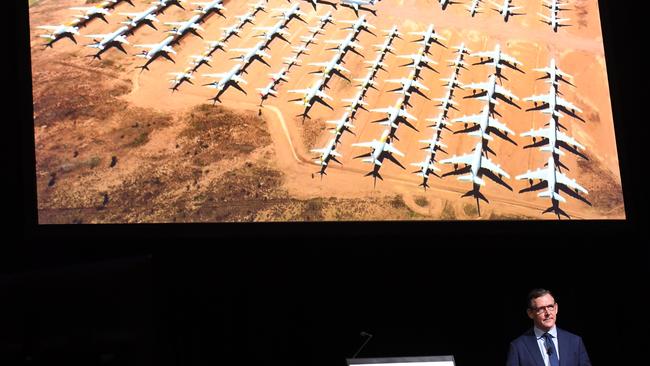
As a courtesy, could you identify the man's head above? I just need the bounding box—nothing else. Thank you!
[526,288,558,332]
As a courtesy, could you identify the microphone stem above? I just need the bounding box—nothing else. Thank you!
[352,335,372,359]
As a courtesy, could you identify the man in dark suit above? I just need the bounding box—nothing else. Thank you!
[506,289,591,366]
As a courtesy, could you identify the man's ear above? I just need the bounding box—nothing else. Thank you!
[526,309,534,320]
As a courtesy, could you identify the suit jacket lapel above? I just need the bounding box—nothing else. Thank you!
[523,329,546,366]
[557,328,570,366]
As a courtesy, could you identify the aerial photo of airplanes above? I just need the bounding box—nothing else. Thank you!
[29,0,624,222]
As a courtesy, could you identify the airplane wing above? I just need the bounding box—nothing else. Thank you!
[495,85,518,100]
[488,117,515,135]
[453,114,481,125]
[287,88,311,94]
[370,107,394,114]
[399,109,417,121]
[556,172,588,194]
[464,81,489,91]
[556,96,583,113]
[232,75,247,84]
[384,143,405,157]
[520,127,551,139]
[556,131,585,150]
[471,50,496,59]
[440,153,473,166]
[316,90,333,100]
[524,94,552,104]
[515,167,549,181]
[481,156,510,178]
[352,140,380,150]
[134,43,160,49]
[412,80,429,91]
[501,53,523,66]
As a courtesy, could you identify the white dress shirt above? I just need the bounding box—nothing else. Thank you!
[534,326,560,366]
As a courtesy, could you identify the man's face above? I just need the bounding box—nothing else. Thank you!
[527,293,558,331]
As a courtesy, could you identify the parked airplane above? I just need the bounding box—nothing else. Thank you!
[520,115,585,158]
[524,87,582,117]
[221,25,242,40]
[204,40,226,53]
[283,55,302,68]
[340,0,377,17]
[448,43,471,70]
[453,104,515,144]
[152,0,186,10]
[385,72,430,98]
[352,129,404,168]
[273,3,306,22]
[189,53,213,69]
[256,84,278,104]
[38,24,80,47]
[308,59,351,81]
[438,0,462,11]
[84,26,130,58]
[533,58,575,88]
[411,149,442,190]
[440,141,510,186]
[364,58,387,73]
[229,42,271,67]
[324,36,364,56]
[317,11,335,26]
[287,80,333,108]
[165,15,204,39]
[340,15,376,35]
[119,6,160,30]
[311,138,342,178]
[464,74,519,108]
[397,48,438,73]
[192,0,226,15]
[441,71,465,90]
[428,108,457,130]
[254,22,291,44]
[300,0,338,11]
[134,36,177,71]
[70,5,112,23]
[490,0,524,22]
[353,74,378,91]
[202,64,247,101]
[471,44,523,78]
[516,156,588,218]
[467,0,483,16]
[410,24,447,49]
[539,11,570,32]
[342,91,370,116]
[326,112,356,141]
[270,68,289,83]
[433,88,459,112]
[169,68,195,92]
[370,98,418,130]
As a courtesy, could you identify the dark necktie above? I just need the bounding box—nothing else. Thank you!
[542,332,559,366]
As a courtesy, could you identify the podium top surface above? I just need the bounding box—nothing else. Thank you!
[347,356,455,366]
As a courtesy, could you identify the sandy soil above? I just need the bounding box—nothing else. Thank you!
[29,0,624,222]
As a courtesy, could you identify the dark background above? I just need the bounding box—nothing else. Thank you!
[9,0,648,366]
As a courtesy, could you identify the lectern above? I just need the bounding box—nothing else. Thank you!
[347,356,455,366]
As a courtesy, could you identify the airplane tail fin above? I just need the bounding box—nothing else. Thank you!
[542,204,570,219]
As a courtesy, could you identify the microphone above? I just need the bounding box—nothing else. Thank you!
[351,331,373,359]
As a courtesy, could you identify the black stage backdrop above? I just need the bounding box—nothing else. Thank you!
[3,244,648,366]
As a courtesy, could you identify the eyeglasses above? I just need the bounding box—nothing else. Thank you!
[531,304,556,314]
